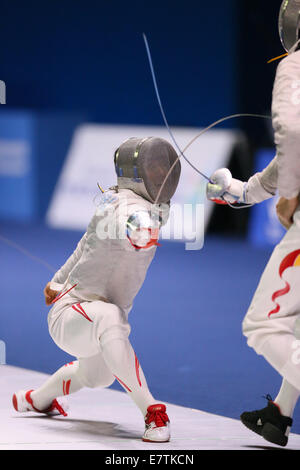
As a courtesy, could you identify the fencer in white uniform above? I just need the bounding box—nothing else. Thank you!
[12,136,181,443]
[206,0,300,447]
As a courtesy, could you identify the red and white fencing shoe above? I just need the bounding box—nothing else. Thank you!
[143,404,170,443]
[12,390,68,417]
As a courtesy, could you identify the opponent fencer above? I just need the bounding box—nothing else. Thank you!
[207,0,300,447]
[12,137,181,443]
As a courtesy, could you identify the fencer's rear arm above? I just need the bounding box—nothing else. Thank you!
[245,157,278,204]
[272,50,300,199]
[50,233,87,286]
[207,159,278,206]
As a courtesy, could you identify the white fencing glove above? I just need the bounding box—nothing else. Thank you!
[206,168,247,205]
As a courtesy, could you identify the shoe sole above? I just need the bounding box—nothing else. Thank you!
[12,391,32,413]
[241,418,288,447]
[142,438,170,443]
[12,394,18,411]
[240,417,263,436]
[261,423,288,447]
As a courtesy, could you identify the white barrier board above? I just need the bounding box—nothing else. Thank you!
[47,124,242,242]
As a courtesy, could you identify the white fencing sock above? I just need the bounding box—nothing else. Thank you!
[274,379,300,418]
[30,361,84,410]
[100,335,157,416]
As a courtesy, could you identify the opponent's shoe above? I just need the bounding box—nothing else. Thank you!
[143,404,170,443]
[240,395,293,447]
[12,390,68,417]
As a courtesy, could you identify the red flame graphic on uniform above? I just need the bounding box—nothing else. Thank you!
[63,379,71,395]
[268,250,300,318]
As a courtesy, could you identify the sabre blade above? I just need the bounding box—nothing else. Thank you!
[142,34,272,209]
[143,33,211,183]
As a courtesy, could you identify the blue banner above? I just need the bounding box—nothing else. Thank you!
[0,110,87,221]
[0,111,36,220]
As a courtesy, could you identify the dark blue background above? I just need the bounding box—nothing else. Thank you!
[0,0,285,135]
[0,1,238,128]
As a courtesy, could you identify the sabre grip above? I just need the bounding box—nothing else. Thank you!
[206,168,246,205]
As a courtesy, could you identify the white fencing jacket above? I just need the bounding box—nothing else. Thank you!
[50,189,169,313]
[242,50,300,204]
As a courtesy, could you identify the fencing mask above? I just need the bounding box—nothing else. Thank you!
[114,137,181,204]
[279,0,300,52]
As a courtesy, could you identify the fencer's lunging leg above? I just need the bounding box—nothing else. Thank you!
[30,361,85,410]
[30,353,115,410]
[100,330,156,416]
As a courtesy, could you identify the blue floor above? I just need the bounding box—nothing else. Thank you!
[1,221,299,433]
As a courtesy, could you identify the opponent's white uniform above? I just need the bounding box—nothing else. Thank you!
[242,50,300,391]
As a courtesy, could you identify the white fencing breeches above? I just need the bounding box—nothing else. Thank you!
[48,292,131,359]
[46,291,156,415]
[243,209,300,391]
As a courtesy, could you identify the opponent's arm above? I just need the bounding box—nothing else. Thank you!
[276,196,300,230]
[207,157,278,206]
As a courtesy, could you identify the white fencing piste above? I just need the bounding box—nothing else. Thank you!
[1,365,300,450]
